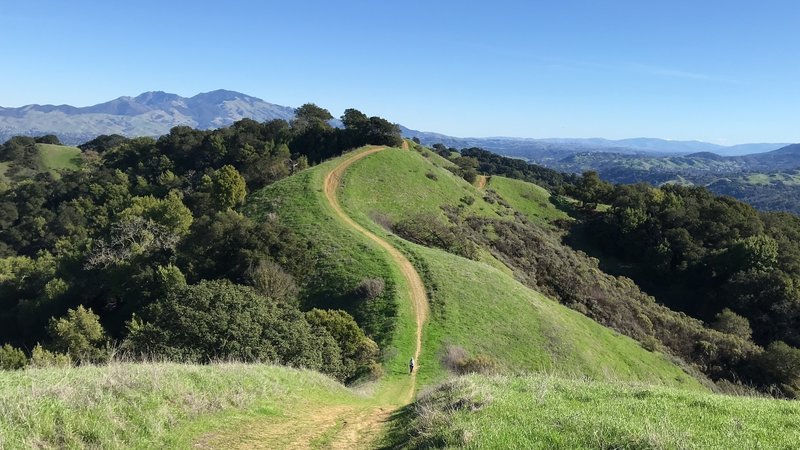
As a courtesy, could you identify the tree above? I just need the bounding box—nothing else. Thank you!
[124,280,341,374]
[246,259,300,305]
[758,341,800,396]
[34,135,62,145]
[48,305,108,363]
[210,165,247,210]
[305,308,379,381]
[291,103,333,132]
[712,308,753,339]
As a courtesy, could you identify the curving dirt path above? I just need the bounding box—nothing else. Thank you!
[201,146,429,449]
[323,146,428,404]
[476,175,488,189]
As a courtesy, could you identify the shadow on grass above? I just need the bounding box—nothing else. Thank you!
[376,403,417,450]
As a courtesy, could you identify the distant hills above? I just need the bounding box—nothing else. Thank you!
[0,90,294,144]
[0,90,789,157]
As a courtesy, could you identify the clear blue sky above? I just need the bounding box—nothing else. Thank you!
[2,0,798,143]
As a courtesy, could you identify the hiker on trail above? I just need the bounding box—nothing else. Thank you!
[409,357,415,374]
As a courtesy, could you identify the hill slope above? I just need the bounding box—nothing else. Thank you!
[337,146,702,388]
[388,374,800,449]
[0,363,362,449]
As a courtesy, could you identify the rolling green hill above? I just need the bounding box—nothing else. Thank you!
[0,143,81,185]
[337,146,702,389]
[4,142,797,449]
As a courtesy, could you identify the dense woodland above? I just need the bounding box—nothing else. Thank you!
[0,105,400,382]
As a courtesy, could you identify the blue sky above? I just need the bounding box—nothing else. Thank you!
[1,0,798,143]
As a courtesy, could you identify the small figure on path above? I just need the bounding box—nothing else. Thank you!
[409,357,415,374]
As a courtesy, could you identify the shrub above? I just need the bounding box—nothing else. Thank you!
[48,305,109,364]
[425,172,438,181]
[355,277,386,300]
[0,343,27,370]
[460,195,475,206]
[29,344,71,368]
[246,259,300,305]
[712,308,753,340]
[305,308,379,382]
[440,345,498,375]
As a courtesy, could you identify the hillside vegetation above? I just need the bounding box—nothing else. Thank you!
[388,374,800,449]
[0,363,360,449]
[337,147,702,389]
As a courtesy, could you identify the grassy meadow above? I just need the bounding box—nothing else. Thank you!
[0,363,360,449]
[386,374,800,449]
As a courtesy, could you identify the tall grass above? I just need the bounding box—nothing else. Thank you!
[387,373,800,449]
[0,362,355,449]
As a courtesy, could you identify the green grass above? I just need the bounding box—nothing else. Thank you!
[0,362,360,449]
[388,374,800,449]
[244,148,418,389]
[338,148,702,390]
[485,175,569,225]
[36,143,81,171]
[340,148,506,223]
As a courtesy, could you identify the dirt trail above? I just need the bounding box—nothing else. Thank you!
[201,146,429,449]
[324,146,428,402]
[476,175,488,189]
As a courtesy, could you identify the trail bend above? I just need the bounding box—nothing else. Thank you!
[202,145,429,449]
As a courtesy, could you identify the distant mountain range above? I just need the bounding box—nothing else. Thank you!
[0,90,791,158]
[0,90,294,144]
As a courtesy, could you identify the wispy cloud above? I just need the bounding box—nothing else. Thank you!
[622,63,739,83]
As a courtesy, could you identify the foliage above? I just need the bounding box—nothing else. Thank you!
[0,344,27,370]
[305,308,380,382]
[48,305,109,364]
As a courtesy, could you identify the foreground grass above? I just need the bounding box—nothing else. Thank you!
[387,374,800,449]
[0,362,360,449]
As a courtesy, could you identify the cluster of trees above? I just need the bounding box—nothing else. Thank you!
[568,176,800,383]
[0,104,401,382]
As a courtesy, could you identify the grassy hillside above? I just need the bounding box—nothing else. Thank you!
[37,143,81,171]
[0,363,361,449]
[484,175,569,225]
[244,148,418,382]
[338,147,702,389]
[388,374,800,449]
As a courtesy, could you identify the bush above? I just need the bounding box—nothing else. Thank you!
[305,308,379,382]
[425,172,438,181]
[712,308,753,340]
[355,277,386,300]
[0,343,27,370]
[440,345,498,375]
[29,344,71,368]
[123,280,370,382]
[48,305,109,364]
[246,259,300,305]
